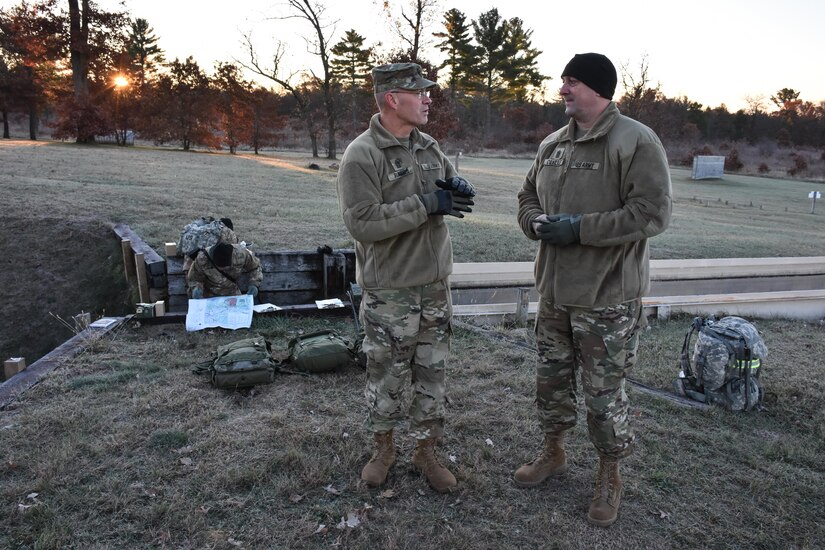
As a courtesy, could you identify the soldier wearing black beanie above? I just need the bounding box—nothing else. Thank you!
[561,53,618,99]
[516,51,672,529]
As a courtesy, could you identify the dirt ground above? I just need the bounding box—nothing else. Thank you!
[0,217,131,373]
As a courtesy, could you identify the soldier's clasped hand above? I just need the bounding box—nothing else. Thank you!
[436,176,476,197]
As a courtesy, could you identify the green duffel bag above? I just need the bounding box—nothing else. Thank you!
[287,330,355,373]
[203,335,277,389]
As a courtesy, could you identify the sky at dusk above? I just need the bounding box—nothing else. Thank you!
[4,0,824,112]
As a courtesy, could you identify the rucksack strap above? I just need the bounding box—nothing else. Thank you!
[679,317,704,381]
[202,248,238,286]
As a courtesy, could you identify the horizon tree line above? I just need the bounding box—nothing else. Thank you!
[2,0,825,159]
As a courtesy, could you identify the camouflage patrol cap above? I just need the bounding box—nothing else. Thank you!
[372,63,436,94]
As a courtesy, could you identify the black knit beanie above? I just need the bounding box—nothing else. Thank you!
[212,242,234,267]
[561,53,617,100]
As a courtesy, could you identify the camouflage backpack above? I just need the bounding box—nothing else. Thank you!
[674,316,768,411]
[194,335,277,389]
[286,330,356,373]
[178,217,238,259]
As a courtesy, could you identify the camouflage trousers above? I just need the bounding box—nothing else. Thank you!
[360,280,452,440]
[533,297,644,459]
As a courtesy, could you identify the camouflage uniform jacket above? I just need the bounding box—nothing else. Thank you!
[337,113,457,290]
[187,245,263,297]
[517,102,672,307]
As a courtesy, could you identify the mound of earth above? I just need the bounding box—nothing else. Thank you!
[1,217,131,374]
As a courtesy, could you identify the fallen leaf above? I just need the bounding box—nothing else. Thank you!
[314,524,327,535]
[197,505,211,514]
[341,431,350,439]
[179,457,193,466]
[26,492,39,500]
[17,503,33,512]
[336,512,361,530]
[324,484,341,495]
[449,454,457,463]
[656,509,671,519]
[379,489,396,499]
[227,537,243,546]
[485,438,494,446]
[289,494,304,503]
[174,446,193,455]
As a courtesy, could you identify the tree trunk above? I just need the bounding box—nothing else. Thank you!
[69,0,92,143]
[327,107,336,160]
[309,131,318,158]
[28,102,37,140]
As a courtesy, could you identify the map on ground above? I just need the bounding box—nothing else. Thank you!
[186,295,253,332]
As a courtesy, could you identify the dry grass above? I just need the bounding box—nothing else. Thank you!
[2,139,825,548]
[1,315,824,548]
[2,139,824,261]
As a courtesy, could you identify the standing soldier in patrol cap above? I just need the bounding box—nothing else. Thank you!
[515,53,672,526]
[337,62,476,493]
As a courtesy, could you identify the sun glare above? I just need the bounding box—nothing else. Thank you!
[114,75,129,88]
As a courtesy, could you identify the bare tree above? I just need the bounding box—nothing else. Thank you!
[743,94,767,115]
[382,0,441,62]
[618,54,661,122]
[241,0,339,159]
[239,33,320,157]
[287,0,338,159]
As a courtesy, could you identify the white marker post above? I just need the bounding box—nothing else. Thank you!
[809,191,822,214]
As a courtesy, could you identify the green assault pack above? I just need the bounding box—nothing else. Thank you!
[195,335,277,389]
[287,330,356,373]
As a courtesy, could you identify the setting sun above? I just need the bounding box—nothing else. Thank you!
[113,74,129,88]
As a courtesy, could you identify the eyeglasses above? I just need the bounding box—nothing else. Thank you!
[390,89,431,99]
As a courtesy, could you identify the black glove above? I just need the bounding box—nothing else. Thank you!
[535,214,582,246]
[191,287,204,299]
[420,190,474,218]
[436,176,476,197]
[246,285,259,297]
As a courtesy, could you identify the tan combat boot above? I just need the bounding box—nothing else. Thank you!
[412,438,457,493]
[513,432,568,487]
[361,430,396,487]
[587,456,623,527]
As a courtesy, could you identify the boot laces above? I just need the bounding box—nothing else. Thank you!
[595,460,618,503]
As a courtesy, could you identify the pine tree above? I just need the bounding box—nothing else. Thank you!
[330,29,372,90]
[128,18,164,90]
[500,18,546,102]
[433,8,479,97]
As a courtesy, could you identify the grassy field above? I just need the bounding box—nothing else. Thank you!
[1,314,823,548]
[1,139,825,548]
[2,139,824,261]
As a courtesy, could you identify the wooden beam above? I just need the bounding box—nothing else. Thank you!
[0,318,127,408]
[134,252,150,303]
[121,239,136,285]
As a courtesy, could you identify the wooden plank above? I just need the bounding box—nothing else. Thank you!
[167,271,324,296]
[169,295,188,312]
[450,257,825,288]
[650,256,825,280]
[121,239,136,285]
[153,303,353,325]
[112,223,164,264]
[0,318,127,408]
[167,256,185,276]
[134,252,150,303]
